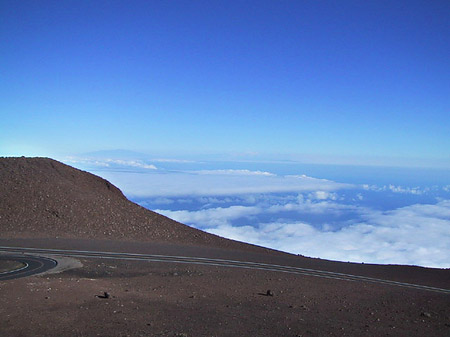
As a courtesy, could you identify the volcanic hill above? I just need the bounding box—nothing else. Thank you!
[0,156,259,251]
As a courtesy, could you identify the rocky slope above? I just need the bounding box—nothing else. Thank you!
[0,157,263,251]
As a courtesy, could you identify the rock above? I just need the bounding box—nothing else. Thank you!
[97,291,110,299]
[421,312,431,318]
[258,289,274,296]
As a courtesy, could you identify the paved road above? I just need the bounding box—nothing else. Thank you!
[0,254,57,281]
[0,245,449,294]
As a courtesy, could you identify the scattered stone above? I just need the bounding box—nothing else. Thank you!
[97,291,110,299]
[258,289,274,296]
[300,305,309,311]
[421,312,431,318]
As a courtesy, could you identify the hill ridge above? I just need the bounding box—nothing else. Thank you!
[0,157,266,252]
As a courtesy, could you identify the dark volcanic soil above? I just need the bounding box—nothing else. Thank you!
[0,247,449,337]
[1,157,449,336]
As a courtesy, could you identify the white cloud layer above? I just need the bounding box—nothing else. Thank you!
[65,157,157,170]
[94,171,352,197]
[196,169,275,176]
[363,184,428,195]
[157,199,450,268]
[159,206,261,228]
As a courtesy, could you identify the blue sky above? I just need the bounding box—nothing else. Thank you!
[1,0,449,166]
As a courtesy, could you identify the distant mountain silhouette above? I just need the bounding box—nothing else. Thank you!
[0,157,262,251]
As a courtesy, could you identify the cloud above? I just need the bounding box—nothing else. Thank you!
[140,197,174,206]
[152,158,195,163]
[157,198,450,268]
[64,157,157,170]
[267,199,356,215]
[105,159,157,170]
[386,185,425,195]
[156,205,261,228]
[93,170,352,197]
[195,169,275,176]
[64,156,354,198]
[363,184,427,195]
[156,193,357,223]
[307,191,338,200]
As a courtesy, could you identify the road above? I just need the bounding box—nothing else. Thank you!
[0,254,57,281]
[0,245,449,294]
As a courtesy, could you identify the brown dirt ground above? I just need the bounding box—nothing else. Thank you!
[1,238,449,337]
[0,260,26,273]
[1,254,449,337]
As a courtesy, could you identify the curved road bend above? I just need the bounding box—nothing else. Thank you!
[0,246,449,294]
[0,255,57,281]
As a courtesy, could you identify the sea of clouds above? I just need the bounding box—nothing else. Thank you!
[66,156,450,268]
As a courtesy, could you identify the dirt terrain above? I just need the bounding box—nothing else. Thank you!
[0,157,449,336]
[0,259,25,273]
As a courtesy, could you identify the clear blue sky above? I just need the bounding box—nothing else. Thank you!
[1,0,449,167]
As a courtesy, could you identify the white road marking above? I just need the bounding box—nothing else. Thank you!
[0,246,449,294]
[0,262,29,275]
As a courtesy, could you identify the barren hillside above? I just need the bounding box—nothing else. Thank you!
[0,157,266,252]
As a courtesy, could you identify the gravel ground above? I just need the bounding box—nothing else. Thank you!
[1,255,449,337]
[0,260,26,273]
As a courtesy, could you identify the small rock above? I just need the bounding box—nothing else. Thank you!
[421,312,431,318]
[97,291,110,299]
[266,289,274,296]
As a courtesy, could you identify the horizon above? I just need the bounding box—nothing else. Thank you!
[3,149,450,170]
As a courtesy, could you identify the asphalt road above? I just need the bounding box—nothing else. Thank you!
[0,254,57,281]
[0,245,449,294]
